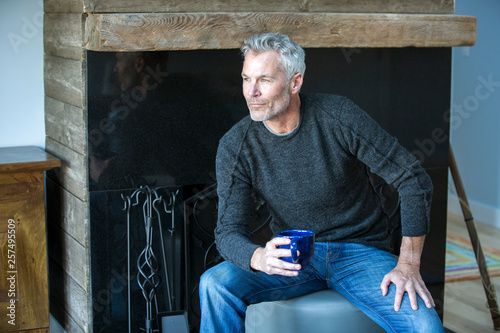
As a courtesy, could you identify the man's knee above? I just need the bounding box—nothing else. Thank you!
[199,262,234,296]
[199,266,220,295]
[412,307,444,333]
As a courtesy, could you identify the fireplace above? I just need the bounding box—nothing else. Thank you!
[84,46,455,332]
[44,2,476,332]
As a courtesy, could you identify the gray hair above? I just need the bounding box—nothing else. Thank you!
[241,33,306,80]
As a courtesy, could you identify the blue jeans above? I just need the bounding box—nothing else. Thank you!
[199,242,444,333]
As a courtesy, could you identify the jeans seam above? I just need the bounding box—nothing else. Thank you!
[326,243,341,282]
[335,282,397,333]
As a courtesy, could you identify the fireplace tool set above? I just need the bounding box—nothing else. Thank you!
[122,186,188,333]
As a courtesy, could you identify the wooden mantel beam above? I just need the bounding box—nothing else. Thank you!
[84,12,476,51]
[81,0,456,15]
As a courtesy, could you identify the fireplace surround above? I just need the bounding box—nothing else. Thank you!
[43,1,476,332]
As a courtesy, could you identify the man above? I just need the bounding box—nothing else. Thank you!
[199,32,444,332]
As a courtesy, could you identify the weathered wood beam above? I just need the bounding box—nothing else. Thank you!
[45,97,87,155]
[45,137,88,202]
[49,294,86,333]
[82,0,455,14]
[47,220,87,288]
[46,178,88,247]
[85,13,476,52]
[49,259,91,332]
[45,0,84,13]
[44,55,85,108]
[44,13,85,61]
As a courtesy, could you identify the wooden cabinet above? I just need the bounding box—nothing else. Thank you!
[0,146,60,333]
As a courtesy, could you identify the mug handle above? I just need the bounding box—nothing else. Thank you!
[290,239,298,263]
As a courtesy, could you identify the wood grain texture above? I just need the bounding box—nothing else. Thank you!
[49,294,86,333]
[46,178,89,247]
[44,0,83,13]
[0,176,49,332]
[0,148,59,331]
[45,97,87,155]
[82,0,454,14]
[45,138,88,202]
[44,175,89,332]
[44,55,85,109]
[85,12,476,52]
[0,173,44,186]
[44,13,85,60]
[0,146,61,174]
[47,219,87,288]
[48,259,90,332]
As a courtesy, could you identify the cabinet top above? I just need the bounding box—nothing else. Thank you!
[0,146,61,174]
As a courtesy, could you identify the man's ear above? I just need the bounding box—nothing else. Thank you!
[134,57,145,73]
[290,72,304,94]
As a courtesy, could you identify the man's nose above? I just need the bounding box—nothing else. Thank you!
[248,83,261,97]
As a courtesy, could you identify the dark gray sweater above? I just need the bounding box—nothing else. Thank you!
[215,94,433,271]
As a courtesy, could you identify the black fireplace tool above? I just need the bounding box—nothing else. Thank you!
[122,186,188,333]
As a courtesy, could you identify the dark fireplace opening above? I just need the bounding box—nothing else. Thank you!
[87,49,252,331]
[89,182,273,332]
[87,47,450,332]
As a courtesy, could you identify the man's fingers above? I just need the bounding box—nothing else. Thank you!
[393,286,405,312]
[271,257,301,270]
[269,237,291,247]
[405,282,418,310]
[382,266,436,312]
[380,275,391,296]
[415,281,435,309]
[274,248,294,258]
[264,258,301,276]
[268,266,300,276]
[260,239,302,276]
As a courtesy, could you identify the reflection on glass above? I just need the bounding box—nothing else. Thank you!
[87,50,246,332]
[88,51,244,191]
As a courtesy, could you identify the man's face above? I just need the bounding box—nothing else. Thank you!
[114,53,140,91]
[241,51,292,122]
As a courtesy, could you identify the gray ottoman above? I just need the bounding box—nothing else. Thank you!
[245,289,386,333]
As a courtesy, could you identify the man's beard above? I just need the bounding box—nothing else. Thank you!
[247,86,290,122]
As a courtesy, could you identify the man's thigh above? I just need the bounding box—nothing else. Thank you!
[329,243,443,332]
[201,261,326,305]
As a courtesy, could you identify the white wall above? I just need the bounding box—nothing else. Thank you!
[449,0,500,228]
[0,0,45,149]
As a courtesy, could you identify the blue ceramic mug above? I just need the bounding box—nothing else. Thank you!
[277,230,315,268]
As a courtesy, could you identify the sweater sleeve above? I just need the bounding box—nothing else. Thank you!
[335,97,433,237]
[213,126,261,271]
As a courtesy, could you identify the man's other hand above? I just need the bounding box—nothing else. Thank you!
[380,263,435,312]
